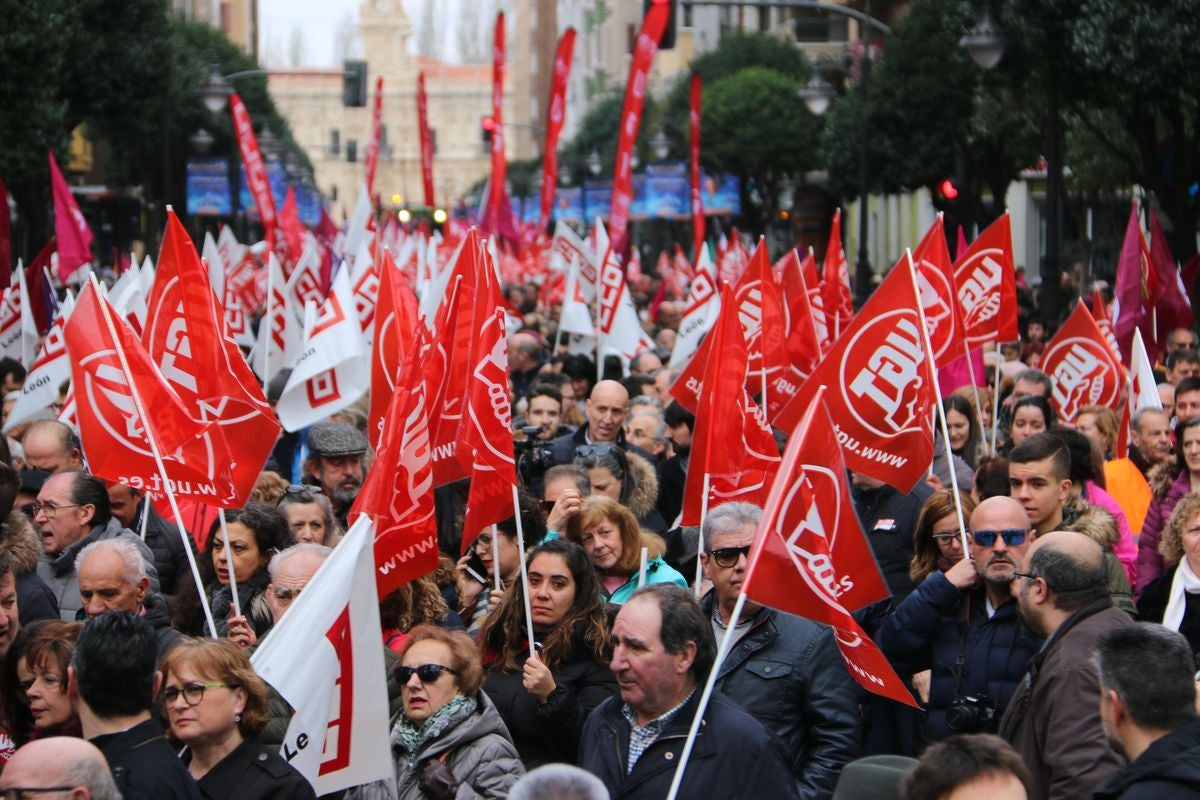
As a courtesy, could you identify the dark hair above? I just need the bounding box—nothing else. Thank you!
[561,354,596,385]
[573,444,633,506]
[943,394,982,467]
[0,549,11,584]
[63,471,112,528]
[492,489,547,550]
[1009,432,1071,482]
[1027,540,1108,612]
[663,401,695,431]
[622,374,655,400]
[0,462,18,520]
[1167,348,1200,370]
[1012,394,1056,431]
[204,504,293,583]
[529,383,563,407]
[533,371,568,390]
[973,457,1011,501]
[901,734,1032,800]
[0,358,26,386]
[628,584,715,685]
[73,612,157,718]
[1048,428,1103,489]
[1176,376,1200,399]
[1176,417,1200,475]
[480,539,610,671]
[1,620,82,746]
[1094,624,1198,732]
[542,465,591,498]
[1013,368,1052,397]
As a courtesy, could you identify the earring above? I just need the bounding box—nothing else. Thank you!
[234,713,242,724]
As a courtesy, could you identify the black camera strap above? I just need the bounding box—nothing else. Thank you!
[952,594,971,698]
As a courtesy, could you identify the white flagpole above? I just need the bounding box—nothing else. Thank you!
[991,342,1002,456]
[92,276,218,638]
[962,339,987,444]
[694,473,710,599]
[511,485,536,654]
[665,591,748,800]
[491,524,502,592]
[218,509,241,618]
[638,547,648,588]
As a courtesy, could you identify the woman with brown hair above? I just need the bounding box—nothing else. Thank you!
[478,539,617,766]
[392,626,523,799]
[381,574,462,653]
[0,620,82,746]
[563,495,686,604]
[161,637,314,799]
[910,491,976,584]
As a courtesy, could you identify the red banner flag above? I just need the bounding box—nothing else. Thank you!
[775,253,936,492]
[279,186,304,265]
[1090,288,1120,358]
[368,249,420,448]
[912,217,966,369]
[1041,300,1128,425]
[25,239,56,335]
[802,249,831,352]
[609,2,670,259]
[539,29,576,231]
[820,210,853,339]
[1149,211,1194,340]
[487,12,507,225]
[679,283,780,526]
[416,73,435,208]
[743,386,917,707]
[352,324,439,597]
[952,212,1018,348]
[65,282,236,502]
[777,249,822,388]
[48,152,94,280]
[689,74,705,264]
[144,211,279,505]
[1112,203,1151,363]
[229,93,279,253]
[364,76,384,196]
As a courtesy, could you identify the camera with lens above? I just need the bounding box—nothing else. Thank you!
[514,425,555,484]
[945,693,998,733]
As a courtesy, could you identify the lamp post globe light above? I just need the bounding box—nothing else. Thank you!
[960,5,1008,70]
[586,150,602,176]
[798,72,836,116]
[651,129,669,160]
[201,67,233,114]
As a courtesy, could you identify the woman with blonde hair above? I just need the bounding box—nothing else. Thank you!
[563,495,686,603]
[1137,492,1200,657]
[1076,405,1119,460]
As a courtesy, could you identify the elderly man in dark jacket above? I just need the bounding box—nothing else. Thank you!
[876,496,1041,743]
[699,502,859,800]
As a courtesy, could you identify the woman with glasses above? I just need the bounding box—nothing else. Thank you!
[478,539,617,767]
[392,626,523,799]
[455,493,545,635]
[910,491,977,585]
[0,620,82,746]
[563,496,686,604]
[572,443,667,534]
[161,637,315,799]
[276,485,343,547]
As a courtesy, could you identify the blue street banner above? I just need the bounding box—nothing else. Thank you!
[702,172,741,216]
[583,179,612,222]
[186,159,232,217]
[553,187,584,224]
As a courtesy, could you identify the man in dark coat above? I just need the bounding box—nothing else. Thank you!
[579,584,799,800]
[698,502,859,800]
[1094,624,1200,799]
[852,470,932,602]
[546,380,654,467]
[71,612,200,799]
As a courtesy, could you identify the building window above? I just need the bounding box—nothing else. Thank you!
[346,139,358,163]
[330,129,340,156]
[683,2,692,28]
[792,11,847,42]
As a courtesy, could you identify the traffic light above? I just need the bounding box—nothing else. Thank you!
[937,178,960,201]
[481,116,496,146]
[343,60,367,107]
[643,0,677,50]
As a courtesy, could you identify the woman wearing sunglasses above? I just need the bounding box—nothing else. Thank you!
[161,637,314,799]
[478,539,617,767]
[563,496,686,604]
[392,626,523,800]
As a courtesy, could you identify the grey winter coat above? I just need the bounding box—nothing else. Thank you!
[36,517,160,621]
[391,690,524,800]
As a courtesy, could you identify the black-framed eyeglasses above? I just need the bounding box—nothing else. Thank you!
[709,545,751,569]
[1011,570,1039,582]
[29,502,82,518]
[2,787,80,799]
[396,664,458,685]
[970,528,1029,548]
[161,682,234,706]
[931,533,962,547]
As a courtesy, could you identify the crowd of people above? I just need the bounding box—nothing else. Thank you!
[0,278,1198,800]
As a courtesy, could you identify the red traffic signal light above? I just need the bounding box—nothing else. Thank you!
[937,178,959,200]
[482,116,496,132]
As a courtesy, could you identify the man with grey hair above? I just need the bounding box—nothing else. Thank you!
[699,502,859,799]
[76,537,180,662]
[627,394,663,420]
[1094,624,1200,798]
[0,737,121,800]
[510,764,610,800]
[21,419,84,473]
[626,413,667,462]
[1129,407,1172,478]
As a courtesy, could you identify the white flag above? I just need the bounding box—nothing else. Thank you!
[250,516,393,796]
[342,184,372,266]
[419,235,465,328]
[285,241,326,322]
[4,292,74,431]
[669,245,721,369]
[15,267,38,367]
[202,231,225,300]
[109,264,148,333]
[0,265,35,366]
[552,222,597,304]
[560,255,595,337]
[251,253,302,385]
[594,219,653,372]
[276,265,368,431]
[1131,328,1162,411]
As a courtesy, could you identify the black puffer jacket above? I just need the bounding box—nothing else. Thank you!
[207,569,273,638]
[482,624,617,767]
[0,510,58,624]
[701,592,860,800]
[142,591,184,663]
[853,480,933,602]
[135,500,196,598]
[1095,718,1200,799]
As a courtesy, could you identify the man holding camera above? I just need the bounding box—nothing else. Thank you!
[876,496,1042,744]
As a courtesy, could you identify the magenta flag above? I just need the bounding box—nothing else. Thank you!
[49,152,93,281]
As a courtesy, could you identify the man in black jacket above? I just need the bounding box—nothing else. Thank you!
[852,470,932,602]
[70,612,201,799]
[699,502,859,800]
[1094,624,1200,799]
[579,584,799,800]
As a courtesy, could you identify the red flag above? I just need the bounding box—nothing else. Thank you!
[802,249,831,352]
[539,29,576,230]
[230,93,280,255]
[609,2,670,259]
[48,152,93,280]
[1183,254,1200,300]
[743,386,917,707]
[775,253,936,492]
[912,217,967,369]
[65,282,236,502]
[487,12,508,226]
[1041,300,1128,425]
[368,249,420,448]
[1090,288,1120,359]
[777,249,822,384]
[416,73,435,208]
[279,186,305,264]
[25,239,56,334]
[679,283,780,527]
[364,76,385,196]
[1149,212,1194,338]
[952,212,1018,348]
[424,272,470,487]
[820,210,852,338]
[144,211,279,505]
[352,325,439,597]
[689,74,705,264]
[0,177,11,287]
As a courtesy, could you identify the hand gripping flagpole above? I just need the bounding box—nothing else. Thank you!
[91,275,219,638]
[904,251,970,553]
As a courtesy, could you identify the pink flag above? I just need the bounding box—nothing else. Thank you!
[49,152,93,280]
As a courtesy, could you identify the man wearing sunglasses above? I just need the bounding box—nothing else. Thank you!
[876,496,1042,743]
[698,503,859,800]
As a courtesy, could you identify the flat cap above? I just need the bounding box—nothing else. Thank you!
[307,421,369,458]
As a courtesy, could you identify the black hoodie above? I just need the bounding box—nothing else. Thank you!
[1095,718,1200,799]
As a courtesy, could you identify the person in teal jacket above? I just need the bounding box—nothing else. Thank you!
[563,495,686,604]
